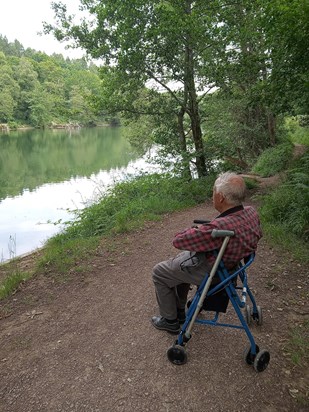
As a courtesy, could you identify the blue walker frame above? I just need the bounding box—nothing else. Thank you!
[167,229,270,372]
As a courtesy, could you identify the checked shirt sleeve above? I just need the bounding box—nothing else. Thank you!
[172,223,222,252]
[172,206,262,268]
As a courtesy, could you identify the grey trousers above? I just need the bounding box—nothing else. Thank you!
[152,250,212,320]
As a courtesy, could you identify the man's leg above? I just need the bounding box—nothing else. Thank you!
[152,251,193,320]
[151,251,210,332]
[176,283,191,322]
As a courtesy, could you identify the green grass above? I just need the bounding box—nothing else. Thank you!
[0,270,31,299]
[37,173,216,276]
[57,173,216,240]
[283,320,309,407]
[37,237,100,277]
[288,321,309,366]
[252,142,294,177]
[258,152,309,261]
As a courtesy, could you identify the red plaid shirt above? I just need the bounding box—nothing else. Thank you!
[173,206,262,269]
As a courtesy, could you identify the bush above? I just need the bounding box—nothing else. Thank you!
[252,142,294,177]
[260,153,309,241]
[285,117,309,145]
[55,173,216,240]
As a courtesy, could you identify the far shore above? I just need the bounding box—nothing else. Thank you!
[0,123,112,132]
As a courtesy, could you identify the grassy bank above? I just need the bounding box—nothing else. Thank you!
[0,173,216,297]
[37,173,216,274]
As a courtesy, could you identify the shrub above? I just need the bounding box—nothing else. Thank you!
[260,153,309,241]
[52,173,216,240]
[252,142,294,177]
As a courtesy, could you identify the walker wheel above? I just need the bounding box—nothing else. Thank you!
[167,344,187,365]
[253,349,270,372]
[245,305,252,325]
[243,345,260,365]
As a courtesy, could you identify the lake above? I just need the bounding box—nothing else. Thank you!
[0,127,154,262]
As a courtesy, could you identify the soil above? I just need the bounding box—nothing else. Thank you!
[0,180,308,412]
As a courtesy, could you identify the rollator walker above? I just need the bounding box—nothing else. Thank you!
[167,225,270,372]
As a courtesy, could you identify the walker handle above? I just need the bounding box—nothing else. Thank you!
[211,229,235,238]
[193,219,210,224]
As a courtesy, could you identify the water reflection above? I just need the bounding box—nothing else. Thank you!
[0,127,137,200]
[0,127,151,262]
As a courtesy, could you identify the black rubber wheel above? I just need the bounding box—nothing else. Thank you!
[245,305,252,325]
[167,345,187,365]
[256,306,263,326]
[243,344,260,365]
[253,349,270,372]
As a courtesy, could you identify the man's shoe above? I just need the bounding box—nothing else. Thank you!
[151,316,180,334]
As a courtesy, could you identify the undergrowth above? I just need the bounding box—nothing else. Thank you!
[259,152,309,261]
[252,142,294,177]
[0,269,31,300]
[37,173,216,275]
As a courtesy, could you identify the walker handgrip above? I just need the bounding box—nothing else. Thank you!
[193,219,210,224]
[211,229,235,238]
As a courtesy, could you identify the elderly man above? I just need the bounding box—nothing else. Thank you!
[151,172,262,333]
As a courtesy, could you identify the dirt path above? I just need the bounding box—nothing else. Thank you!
[0,199,308,412]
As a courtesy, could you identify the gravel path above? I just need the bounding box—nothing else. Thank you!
[0,200,308,412]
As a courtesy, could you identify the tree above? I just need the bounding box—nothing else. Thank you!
[207,0,280,160]
[12,57,40,122]
[28,84,54,127]
[0,52,20,122]
[45,0,227,178]
[263,0,309,115]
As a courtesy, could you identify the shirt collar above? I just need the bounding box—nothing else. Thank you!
[216,205,244,218]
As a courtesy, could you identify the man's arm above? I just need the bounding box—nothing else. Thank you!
[172,223,222,252]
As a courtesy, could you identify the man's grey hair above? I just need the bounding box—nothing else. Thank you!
[214,172,246,204]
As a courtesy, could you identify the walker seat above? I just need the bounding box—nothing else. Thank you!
[167,228,270,372]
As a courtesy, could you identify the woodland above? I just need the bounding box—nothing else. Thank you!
[45,0,308,178]
[1,0,308,179]
[0,35,107,128]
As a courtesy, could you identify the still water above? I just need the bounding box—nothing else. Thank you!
[0,127,153,262]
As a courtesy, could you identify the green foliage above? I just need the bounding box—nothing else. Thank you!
[0,270,31,299]
[285,117,309,146]
[0,35,103,126]
[264,0,309,115]
[252,142,294,177]
[259,152,309,248]
[243,178,259,190]
[52,173,216,240]
[38,237,99,276]
[46,0,234,178]
[202,93,277,165]
[284,320,309,366]
[38,173,215,275]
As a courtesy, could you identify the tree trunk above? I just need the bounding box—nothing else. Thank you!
[267,112,276,146]
[183,1,207,178]
[185,46,208,178]
[177,108,192,179]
